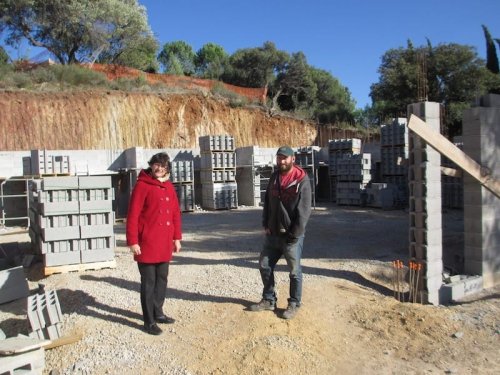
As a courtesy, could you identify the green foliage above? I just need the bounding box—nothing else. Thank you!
[0,46,9,65]
[223,41,289,88]
[370,41,494,136]
[195,43,228,79]
[109,74,150,91]
[0,0,155,65]
[482,25,499,74]
[158,41,195,75]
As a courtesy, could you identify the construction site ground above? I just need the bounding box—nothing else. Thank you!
[0,204,499,374]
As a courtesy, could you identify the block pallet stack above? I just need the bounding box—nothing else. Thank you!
[328,138,361,203]
[199,135,238,210]
[295,146,320,206]
[25,149,71,176]
[441,137,463,209]
[335,153,372,206]
[171,160,195,212]
[28,176,115,270]
[380,118,409,206]
[235,146,275,207]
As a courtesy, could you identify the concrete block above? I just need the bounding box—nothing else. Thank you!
[79,199,113,214]
[41,226,80,242]
[78,175,112,189]
[41,176,79,190]
[43,251,81,267]
[39,201,80,216]
[0,346,45,375]
[425,260,443,279]
[440,275,483,304]
[80,224,114,239]
[0,266,30,304]
[81,248,115,263]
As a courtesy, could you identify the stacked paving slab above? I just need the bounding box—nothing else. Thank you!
[28,176,115,267]
[199,135,238,210]
[171,160,195,212]
[462,94,500,288]
[407,102,442,305]
[380,118,409,206]
[328,138,361,203]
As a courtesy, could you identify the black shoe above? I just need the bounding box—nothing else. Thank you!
[248,299,276,312]
[144,323,163,335]
[155,315,175,324]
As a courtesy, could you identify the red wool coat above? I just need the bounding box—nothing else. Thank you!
[126,169,182,263]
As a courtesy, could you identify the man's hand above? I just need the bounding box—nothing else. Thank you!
[130,244,141,255]
[173,239,182,253]
[286,234,298,244]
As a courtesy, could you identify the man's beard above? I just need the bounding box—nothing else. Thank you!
[279,163,293,173]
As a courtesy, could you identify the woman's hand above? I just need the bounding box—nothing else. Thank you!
[173,240,182,253]
[129,244,141,256]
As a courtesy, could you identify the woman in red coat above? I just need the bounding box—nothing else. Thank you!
[126,152,182,335]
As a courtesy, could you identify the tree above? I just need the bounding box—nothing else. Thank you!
[370,41,494,136]
[223,41,289,88]
[309,67,355,124]
[482,24,499,74]
[0,0,156,65]
[158,41,195,75]
[194,43,228,79]
[273,52,317,116]
[0,46,9,65]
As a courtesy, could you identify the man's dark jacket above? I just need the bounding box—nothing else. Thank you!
[262,165,312,241]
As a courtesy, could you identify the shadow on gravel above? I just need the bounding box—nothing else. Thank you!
[81,275,254,307]
[56,288,144,331]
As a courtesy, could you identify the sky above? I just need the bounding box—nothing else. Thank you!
[138,0,500,108]
[3,1,499,109]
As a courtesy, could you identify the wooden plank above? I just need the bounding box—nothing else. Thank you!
[441,167,462,178]
[43,259,116,276]
[42,331,83,350]
[0,337,48,355]
[408,114,500,198]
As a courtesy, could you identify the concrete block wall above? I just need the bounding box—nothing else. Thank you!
[462,94,500,288]
[28,176,115,267]
[380,118,409,207]
[407,102,443,305]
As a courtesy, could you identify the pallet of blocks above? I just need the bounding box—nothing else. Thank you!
[199,135,238,210]
[28,175,116,274]
[171,160,195,212]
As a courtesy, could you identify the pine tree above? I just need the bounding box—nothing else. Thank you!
[482,25,499,74]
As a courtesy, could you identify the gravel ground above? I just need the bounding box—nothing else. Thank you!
[1,205,499,375]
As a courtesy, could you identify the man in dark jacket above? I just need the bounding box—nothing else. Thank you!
[249,146,312,319]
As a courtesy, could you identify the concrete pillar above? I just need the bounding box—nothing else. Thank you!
[407,102,443,305]
[462,94,500,288]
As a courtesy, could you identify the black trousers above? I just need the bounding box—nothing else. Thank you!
[137,262,169,326]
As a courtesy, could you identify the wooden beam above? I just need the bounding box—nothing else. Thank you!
[408,114,500,198]
[441,166,462,178]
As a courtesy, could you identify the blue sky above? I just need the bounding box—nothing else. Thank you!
[139,0,500,108]
[3,1,499,109]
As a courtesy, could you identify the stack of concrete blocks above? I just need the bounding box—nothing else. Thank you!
[380,118,409,207]
[25,149,71,176]
[27,289,63,340]
[28,176,115,267]
[171,160,195,212]
[328,138,361,202]
[407,102,443,305]
[295,146,322,204]
[199,135,238,210]
[235,146,277,206]
[335,153,372,206]
[462,94,500,289]
[441,137,464,209]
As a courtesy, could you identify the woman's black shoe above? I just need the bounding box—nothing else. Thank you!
[144,323,163,335]
[155,315,175,324]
